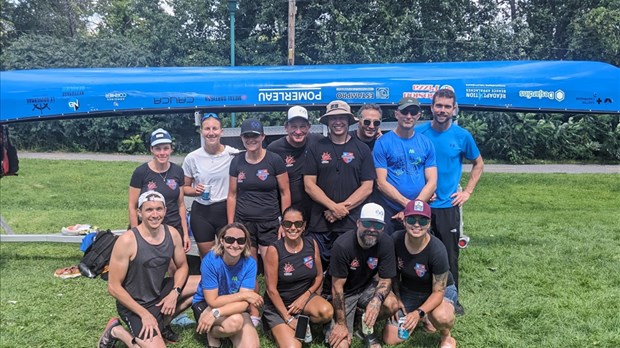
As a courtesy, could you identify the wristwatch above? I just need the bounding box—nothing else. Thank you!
[211,308,221,319]
[173,287,182,295]
[415,308,426,318]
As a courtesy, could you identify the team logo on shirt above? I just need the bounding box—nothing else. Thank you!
[166,179,177,190]
[397,257,404,270]
[367,257,378,270]
[285,155,295,167]
[304,256,314,269]
[256,169,269,181]
[321,152,332,164]
[415,263,427,277]
[350,257,360,270]
[283,262,295,276]
[147,181,157,190]
[237,171,246,183]
[341,152,355,163]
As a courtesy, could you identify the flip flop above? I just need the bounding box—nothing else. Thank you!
[54,265,81,279]
[363,333,382,348]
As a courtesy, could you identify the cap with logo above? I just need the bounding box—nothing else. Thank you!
[319,100,358,125]
[240,118,264,135]
[138,190,166,208]
[397,97,421,111]
[403,199,431,219]
[287,106,309,121]
[359,202,385,224]
[150,128,172,146]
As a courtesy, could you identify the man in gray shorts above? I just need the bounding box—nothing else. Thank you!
[98,191,200,348]
[327,203,399,348]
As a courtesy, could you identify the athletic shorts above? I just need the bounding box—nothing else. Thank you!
[190,200,227,243]
[262,293,318,331]
[400,284,458,312]
[237,218,280,247]
[116,277,174,339]
[326,279,377,335]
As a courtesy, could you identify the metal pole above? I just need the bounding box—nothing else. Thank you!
[228,0,237,127]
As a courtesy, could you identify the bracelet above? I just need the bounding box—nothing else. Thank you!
[306,290,312,296]
[286,316,295,324]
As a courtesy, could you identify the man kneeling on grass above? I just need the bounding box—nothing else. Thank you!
[98,191,200,348]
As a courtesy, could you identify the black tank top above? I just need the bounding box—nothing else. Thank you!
[267,236,317,306]
[122,225,174,307]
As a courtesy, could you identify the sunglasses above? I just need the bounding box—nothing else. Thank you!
[222,236,247,245]
[362,119,381,127]
[282,220,304,229]
[361,220,385,230]
[241,133,261,139]
[405,216,430,226]
[399,107,420,116]
[201,113,219,122]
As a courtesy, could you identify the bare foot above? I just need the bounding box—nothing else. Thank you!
[440,335,456,348]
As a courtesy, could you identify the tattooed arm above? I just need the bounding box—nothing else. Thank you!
[329,277,351,348]
[363,277,391,328]
[401,271,448,331]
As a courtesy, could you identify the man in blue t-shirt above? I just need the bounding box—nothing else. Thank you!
[373,97,437,235]
[416,88,484,315]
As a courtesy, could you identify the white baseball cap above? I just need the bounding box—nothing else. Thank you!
[138,190,166,208]
[287,105,309,121]
[359,203,385,224]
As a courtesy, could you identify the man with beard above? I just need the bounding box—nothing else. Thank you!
[98,191,200,348]
[268,105,322,218]
[304,100,376,269]
[415,88,484,315]
[327,203,398,348]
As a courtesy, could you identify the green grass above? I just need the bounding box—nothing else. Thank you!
[1,160,620,347]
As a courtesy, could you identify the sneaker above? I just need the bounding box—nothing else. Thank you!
[171,313,195,327]
[250,315,262,328]
[161,325,179,343]
[98,318,120,348]
[454,302,465,316]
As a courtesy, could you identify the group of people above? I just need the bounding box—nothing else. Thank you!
[98,88,483,348]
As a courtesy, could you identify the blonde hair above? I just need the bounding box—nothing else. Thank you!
[212,222,252,258]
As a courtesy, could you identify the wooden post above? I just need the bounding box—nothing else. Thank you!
[287,0,296,65]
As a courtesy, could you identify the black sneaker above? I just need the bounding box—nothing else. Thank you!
[454,302,465,316]
[161,325,179,343]
[98,318,120,348]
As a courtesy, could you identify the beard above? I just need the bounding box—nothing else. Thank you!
[358,230,379,248]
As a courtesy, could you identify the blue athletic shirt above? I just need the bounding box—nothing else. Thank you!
[193,250,257,304]
[415,123,480,208]
[373,131,436,211]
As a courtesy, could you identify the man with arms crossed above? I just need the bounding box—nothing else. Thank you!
[373,97,437,235]
[416,88,484,315]
[98,191,199,348]
[328,203,399,348]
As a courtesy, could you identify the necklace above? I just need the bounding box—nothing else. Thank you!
[287,241,302,254]
[158,169,168,183]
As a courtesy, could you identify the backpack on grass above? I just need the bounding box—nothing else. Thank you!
[78,229,117,278]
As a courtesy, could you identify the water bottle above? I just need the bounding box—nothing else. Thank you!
[397,317,409,340]
[361,312,373,335]
[304,323,313,343]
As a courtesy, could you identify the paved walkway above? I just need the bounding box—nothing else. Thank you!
[18,152,620,174]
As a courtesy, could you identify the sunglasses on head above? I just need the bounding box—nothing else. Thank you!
[405,216,430,226]
[399,107,420,116]
[223,236,247,245]
[282,220,304,229]
[361,220,385,230]
[201,113,219,122]
[362,119,381,127]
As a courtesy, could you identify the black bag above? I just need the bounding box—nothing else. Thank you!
[78,229,118,278]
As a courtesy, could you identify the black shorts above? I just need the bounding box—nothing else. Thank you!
[237,218,280,247]
[262,293,317,331]
[190,200,228,243]
[116,278,174,339]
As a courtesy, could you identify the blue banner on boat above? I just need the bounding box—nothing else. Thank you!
[1,60,618,123]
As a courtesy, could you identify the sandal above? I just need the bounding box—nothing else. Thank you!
[363,333,382,348]
[54,266,81,279]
